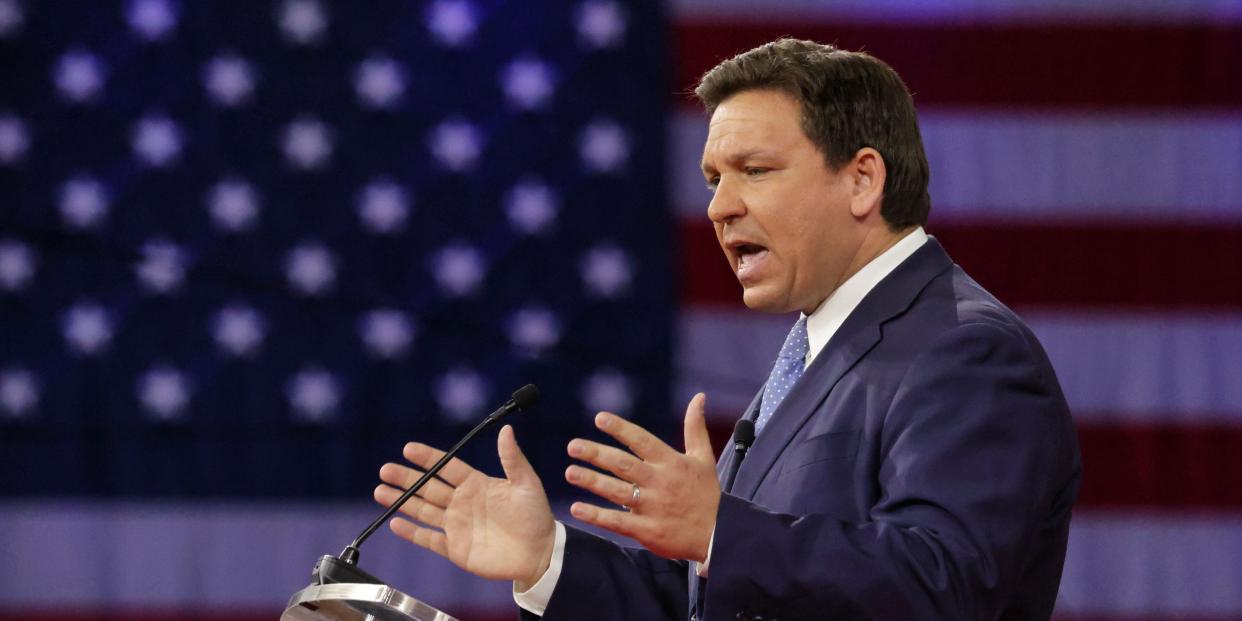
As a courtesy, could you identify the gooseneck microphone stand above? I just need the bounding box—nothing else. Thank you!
[282,384,540,621]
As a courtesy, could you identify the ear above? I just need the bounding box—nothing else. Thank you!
[848,147,886,219]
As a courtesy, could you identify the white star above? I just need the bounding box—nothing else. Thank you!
[507,306,561,357]
[0,368,39,419]
[211,304,266,358]
[580,244,633,298]
[58,176,109,230]
[432,243,485,297]
[434,368,487,423]
[207,177,260,233]
[501,57,556,110]
[581,368,634,416]
[359,308,415,359]
[426,0,476,48]
[131,114,182,167]
[356,178,410,234]
[505,180,558,236]
[62,302,112,356]
[126,0,178,42]
[287,367,341,423]
[54,50,106,103]
[277,0,327,46]
[281,117,334,170]
[202,53,256,107]
[285,242,336,296]
[137,365,190,421]
[134,238,185,295]
[0,239,35,292]
[576,0,626,49]
[0,0,25,38]
[354,56,405,110]
[0,113,30,165]
[428,118,483,172]
[579,119,629,173]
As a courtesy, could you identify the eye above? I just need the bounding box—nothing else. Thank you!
[705,176,719,192]
[744,167,769,177]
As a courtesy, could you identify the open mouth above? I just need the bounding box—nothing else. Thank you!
[735,243,769,277]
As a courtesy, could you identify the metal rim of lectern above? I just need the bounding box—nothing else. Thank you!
[282,582,460,621]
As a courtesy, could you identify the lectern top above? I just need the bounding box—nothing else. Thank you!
[282,583,460,621]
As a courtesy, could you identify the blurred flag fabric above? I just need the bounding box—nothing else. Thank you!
[670,2,1242,621]
[0,1,672,619]
[2,1,1241,621]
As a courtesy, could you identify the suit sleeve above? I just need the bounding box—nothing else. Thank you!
[703,321,1079,620]
[522,525,690,620]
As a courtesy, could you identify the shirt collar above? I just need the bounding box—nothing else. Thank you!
[802,226,928,368]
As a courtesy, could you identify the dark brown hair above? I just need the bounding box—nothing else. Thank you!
[695,38,931,229]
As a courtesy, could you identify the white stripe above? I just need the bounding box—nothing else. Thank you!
[671,0,1242,23]
[0,501,631,611]
[677,309,1242,422]
[670,110,1242,221]
[0,501,513,610]
[1025,311,1242,422]
[674,308,790,416]
[3,503,1239,616]
[1057,511,1242,616]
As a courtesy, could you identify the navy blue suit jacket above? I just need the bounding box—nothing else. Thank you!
[527,238,1082,620]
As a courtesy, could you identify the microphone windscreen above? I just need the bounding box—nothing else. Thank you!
[511,384,540,410]
[733,418,755,448]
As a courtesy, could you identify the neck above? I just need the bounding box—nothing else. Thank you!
[803,225,916,315]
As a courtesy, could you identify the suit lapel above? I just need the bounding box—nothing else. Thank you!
[730,237,954,500]
[730,322,881,500]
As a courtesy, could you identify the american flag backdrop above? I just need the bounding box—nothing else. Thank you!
[0,1,674,619]
[1,1,1240,620]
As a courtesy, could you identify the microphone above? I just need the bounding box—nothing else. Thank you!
[311,384,540,587]
[722,418,755,494]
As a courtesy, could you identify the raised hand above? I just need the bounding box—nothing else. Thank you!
[374,424,556,589]
[564,393,721,562]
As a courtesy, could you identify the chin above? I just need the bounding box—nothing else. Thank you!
[740,288,793,314]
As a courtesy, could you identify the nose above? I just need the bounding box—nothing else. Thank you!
[706,177,745,224]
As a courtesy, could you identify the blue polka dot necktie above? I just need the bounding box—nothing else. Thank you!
[755,316,809,434]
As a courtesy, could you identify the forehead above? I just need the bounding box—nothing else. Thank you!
[702,90,807,165]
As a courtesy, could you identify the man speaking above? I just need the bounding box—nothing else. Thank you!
[373,39,1082,620]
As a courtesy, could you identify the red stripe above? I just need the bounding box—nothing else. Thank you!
[706,419,1242,511]
[1076,421,1242,510]
[673,20,1242,109]
[678,219,1242,310]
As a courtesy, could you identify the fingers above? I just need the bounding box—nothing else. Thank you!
[374,483,446,529]
[594,412,674,463]
[570,501,640,539]
[388,516,449,558]
[378,463,456,507]
[682,393,715,461]
[565,464,635,508]
[498,424,538,486]
[568,438,653,483]
[402,442,476,487]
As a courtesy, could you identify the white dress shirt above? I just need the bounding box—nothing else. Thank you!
[514,227,929,614]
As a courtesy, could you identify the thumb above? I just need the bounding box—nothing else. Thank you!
[498,424,537,486]
[683,392,714,460]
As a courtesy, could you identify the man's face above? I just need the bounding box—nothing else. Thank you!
[701,89,863,314]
